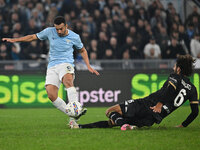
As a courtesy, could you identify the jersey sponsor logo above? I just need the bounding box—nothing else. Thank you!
[67,66,72,71]
[66,39,71,43]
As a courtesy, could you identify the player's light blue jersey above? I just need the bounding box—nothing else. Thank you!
[36,27,83,68]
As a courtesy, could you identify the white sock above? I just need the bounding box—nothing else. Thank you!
[52,97,69,115]
[66,87,78,102]
[66,87,81,122]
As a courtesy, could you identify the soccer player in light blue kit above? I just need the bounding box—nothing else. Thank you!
[2,16,100,124]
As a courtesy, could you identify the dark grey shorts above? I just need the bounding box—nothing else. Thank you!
[119,99,156,127]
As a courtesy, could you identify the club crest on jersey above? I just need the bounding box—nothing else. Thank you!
[67,66,71,71]
[66,39,71,43]
[73,102,79,115]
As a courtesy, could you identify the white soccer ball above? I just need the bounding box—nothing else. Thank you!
[66,101,83,117]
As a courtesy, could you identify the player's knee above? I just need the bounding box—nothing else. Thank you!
[46,85,58,101]
[105,104,121,117]
[63,79,73,87]
[46,89,57,101]
[62,74,74,87]
[47,93,57,101]
[105,108,113,117]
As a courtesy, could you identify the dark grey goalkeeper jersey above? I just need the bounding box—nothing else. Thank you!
[142,73,199,126]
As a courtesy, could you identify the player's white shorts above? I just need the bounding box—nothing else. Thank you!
[45,63,75,88]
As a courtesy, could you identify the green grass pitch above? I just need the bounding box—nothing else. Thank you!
[0,106,199,150]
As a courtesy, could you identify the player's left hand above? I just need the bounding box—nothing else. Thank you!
[175,125,184,128]
[87,66,100,76]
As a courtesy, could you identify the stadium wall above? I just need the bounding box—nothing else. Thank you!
[0,69,199,108]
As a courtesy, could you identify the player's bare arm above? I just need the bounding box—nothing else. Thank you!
[79,47,100,76]
[2,34,38,43]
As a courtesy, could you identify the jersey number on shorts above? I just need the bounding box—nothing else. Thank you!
[174,89,186,107]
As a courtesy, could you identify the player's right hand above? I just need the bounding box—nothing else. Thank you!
[88,66,100,76]
[2,38,16,43]
[175,125,184,128]
[150,102,163,113]
[150,106,162,113]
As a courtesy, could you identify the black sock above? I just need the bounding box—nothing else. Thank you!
[79,121,111,128]
[108,112,127,126]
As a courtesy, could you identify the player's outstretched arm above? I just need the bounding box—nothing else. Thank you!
[2,34,38,43]
[180,102,199,127]
[79,47,100,76]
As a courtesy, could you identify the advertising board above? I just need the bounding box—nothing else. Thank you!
[0,70,199,107]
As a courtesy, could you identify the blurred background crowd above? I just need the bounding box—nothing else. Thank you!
[0,0,200,61]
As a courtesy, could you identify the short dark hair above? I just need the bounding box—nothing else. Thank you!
[54,16,66,25]
[176,55,196,76]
